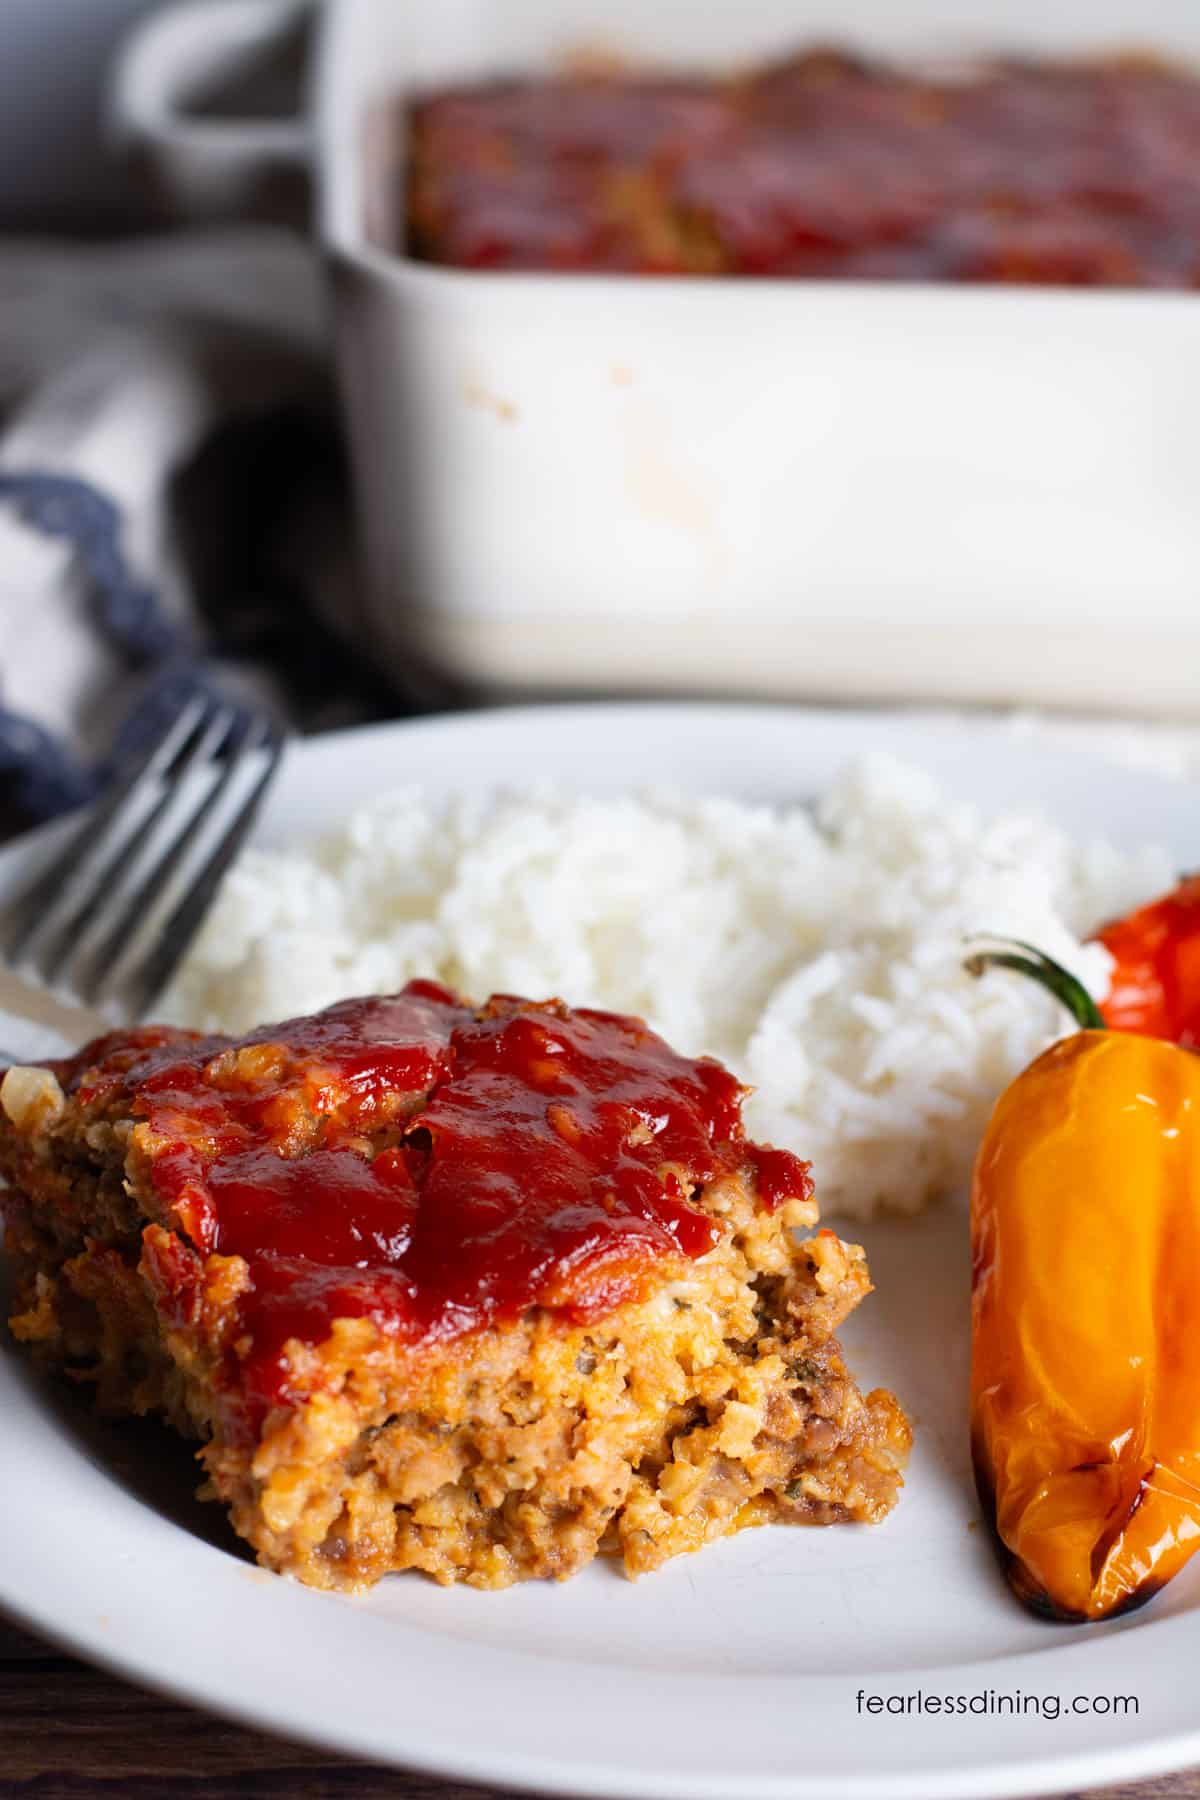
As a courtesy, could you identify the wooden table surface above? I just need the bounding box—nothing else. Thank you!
[0,1611,1192,1800]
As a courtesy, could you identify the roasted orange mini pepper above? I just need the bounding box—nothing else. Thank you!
[968,942,1200,1623]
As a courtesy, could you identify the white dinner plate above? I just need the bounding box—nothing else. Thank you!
[2,702,1199,1800]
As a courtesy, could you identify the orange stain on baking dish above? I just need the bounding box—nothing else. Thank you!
[619,395,727,576]
[462,377,519,423]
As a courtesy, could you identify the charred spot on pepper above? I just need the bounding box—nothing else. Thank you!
[976,1422,1169,1624]
[1100,1578,1165,1621]
[970,1440,997,1518]
[1087,1463,1155,1589]
[1011,1562,1166,1625]
[970,1443,1082,1622]
[1006,1561,1091,1625]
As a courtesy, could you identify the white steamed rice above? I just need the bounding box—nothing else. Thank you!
[161,754,1173,1220]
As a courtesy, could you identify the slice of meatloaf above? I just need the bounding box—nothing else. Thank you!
[0,981,909,1590]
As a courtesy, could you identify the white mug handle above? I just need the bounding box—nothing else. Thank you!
[108,0,313,218]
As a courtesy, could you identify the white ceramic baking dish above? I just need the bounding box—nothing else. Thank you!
[114,0,1200,714]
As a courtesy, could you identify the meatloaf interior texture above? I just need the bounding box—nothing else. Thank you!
[0,982,909,1591]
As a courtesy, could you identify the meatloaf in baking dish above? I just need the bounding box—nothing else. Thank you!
[405,47,1200,283]
[0,982,909,1590]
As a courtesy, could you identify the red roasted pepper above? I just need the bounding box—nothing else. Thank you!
[1093,875,1200,1044]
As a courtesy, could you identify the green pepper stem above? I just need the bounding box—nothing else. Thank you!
[964,938,1106,1031]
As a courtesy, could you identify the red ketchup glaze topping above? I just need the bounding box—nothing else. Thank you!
[743,1144,814,1213]
[406,56,1200,286]
[109,983,812,1427]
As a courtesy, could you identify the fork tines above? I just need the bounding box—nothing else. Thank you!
[0,691,285,1023]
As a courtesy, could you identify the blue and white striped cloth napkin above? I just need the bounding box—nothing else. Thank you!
[0,227,415,841]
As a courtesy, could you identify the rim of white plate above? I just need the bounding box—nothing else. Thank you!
[1,701,1197,1800]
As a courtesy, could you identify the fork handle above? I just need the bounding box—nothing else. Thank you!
[0,969,110,1051]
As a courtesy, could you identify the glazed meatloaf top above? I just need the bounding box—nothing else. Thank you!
[2,982,813,1436]
[404,47,1200,284]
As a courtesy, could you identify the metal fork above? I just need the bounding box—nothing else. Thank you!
[0,691,285,1044]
